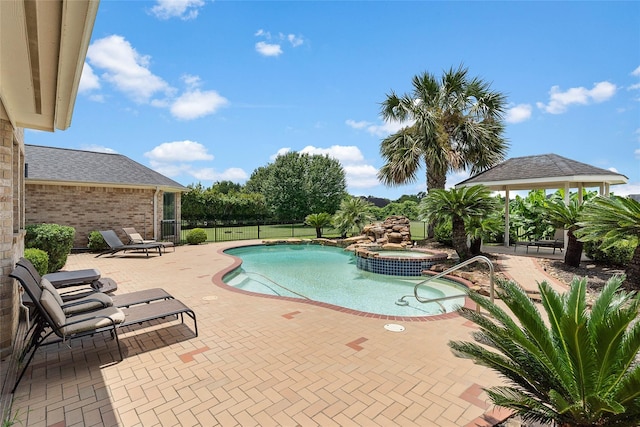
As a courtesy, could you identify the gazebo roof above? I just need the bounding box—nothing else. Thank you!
[456,153,628,191]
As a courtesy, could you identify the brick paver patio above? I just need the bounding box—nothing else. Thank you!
[5,241,553,426]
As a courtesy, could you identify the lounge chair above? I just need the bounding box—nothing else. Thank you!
[97,230,163,257]
[514,229,565,254]
[9,265,198,393]
[122,227,174,252]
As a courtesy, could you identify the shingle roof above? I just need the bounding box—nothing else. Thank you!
[457,153,628,191]
[25,145,187,191]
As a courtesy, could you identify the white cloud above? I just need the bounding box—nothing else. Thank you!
[81,144,118,154]
[505,104,532,123]
[300,145,365,164]
[287,34,304,47]
[255,41,283,57]
[150,0,205,20]
[190,167,249,182]
[536,81,617,114]
[87,35,171,103]
[346,118,409,137]
[270,147,291,161]
[170,89,229,120]
[79,63,100,93]
[343,164,380,188]
[632,66,640,77]
[612,183,640,197]
[144,140,214,162]
[635,146,640,157]
[254,30,304,57]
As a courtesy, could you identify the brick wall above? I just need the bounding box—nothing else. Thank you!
[25,185,177,248]
[0,118,24,359]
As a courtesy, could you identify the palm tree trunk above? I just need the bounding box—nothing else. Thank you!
[425,161,447,239]
[315,227,322,238]
[624,245,640,291]
[470,238,482,255]
[564,231,583,268]
[452,216,469,260]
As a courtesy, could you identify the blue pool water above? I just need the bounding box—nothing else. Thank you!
[223,245,467,317]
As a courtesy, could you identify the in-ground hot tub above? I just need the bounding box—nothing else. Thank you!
[355,247,449,276]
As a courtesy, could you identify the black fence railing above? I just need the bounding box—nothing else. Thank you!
[179,220,428,243]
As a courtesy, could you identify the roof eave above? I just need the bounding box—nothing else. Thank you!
[0,0,99,132]
[457,174,629,191]
[26,179,188,192]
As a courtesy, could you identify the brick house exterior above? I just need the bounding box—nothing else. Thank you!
[25,145,187,248]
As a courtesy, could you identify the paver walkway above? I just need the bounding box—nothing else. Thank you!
[3,241,567,426]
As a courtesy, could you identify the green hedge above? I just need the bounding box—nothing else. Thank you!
[23,248,49,277]
[25,223,75,273]
[87,231,108,252]
[186,228,207,245]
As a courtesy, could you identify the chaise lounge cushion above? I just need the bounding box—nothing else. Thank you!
[40,277,114,314]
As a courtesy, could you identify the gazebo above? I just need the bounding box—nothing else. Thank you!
[455,153,629,247]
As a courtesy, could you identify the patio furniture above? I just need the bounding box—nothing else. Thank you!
[122,227,175,252]
[9,265,198,393]
[97,230,163,258]
[514,229,565,254]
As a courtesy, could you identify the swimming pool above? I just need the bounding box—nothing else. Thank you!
[222,244,468,318]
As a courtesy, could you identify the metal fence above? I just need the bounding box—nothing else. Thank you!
[179,221,428,243]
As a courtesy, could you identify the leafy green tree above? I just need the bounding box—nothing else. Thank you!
[418,185,498,260]
[450,275,640,426]
[509,190,553,241]
[210,180,242,194]
[577,196,640,290]
[304,213,333,238]
[378,65,507,201]
[181,183,207,221]
[245,152,346,221]
[333,197,375,238]
[379,200,420,220]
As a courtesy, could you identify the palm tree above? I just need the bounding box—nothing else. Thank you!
[418,185,498,260]
[304,213,333,238]
[577,195,640,290]
[378,65,508,195]
[544,198,584,268]
[332,197,375,238]
[450,275,640,426]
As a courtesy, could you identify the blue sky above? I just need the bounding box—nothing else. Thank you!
[27,0,640,199]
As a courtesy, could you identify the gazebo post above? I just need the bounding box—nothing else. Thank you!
[504,188,510,247]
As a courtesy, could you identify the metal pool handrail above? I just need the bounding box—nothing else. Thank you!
[396,255,494,306]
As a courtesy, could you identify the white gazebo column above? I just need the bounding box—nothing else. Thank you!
[563,182,570,250]
[504,188,510,247]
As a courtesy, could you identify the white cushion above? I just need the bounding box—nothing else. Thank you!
[40,278,64,306]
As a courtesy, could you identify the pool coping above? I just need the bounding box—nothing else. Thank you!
[211,241,477,322]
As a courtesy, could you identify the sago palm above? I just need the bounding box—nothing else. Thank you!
[450,275,640,426]
[544,198,584,268]
[304,213,333,238]
[378,65,508,193]
[418,185,498,260]
[577,195,640,291]
[332,197,375,238]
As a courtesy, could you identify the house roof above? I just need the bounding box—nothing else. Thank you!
[456,153,628,191]
[25,145,188,191]
[0,1,99,131]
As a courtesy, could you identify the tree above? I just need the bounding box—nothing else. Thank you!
[378,65,508,197]
[304,213,333,238]
[418,185,498,260]
[333,197,375,238]
[245,152,347,221]
[577,195,640,291]
[450,275,640,426]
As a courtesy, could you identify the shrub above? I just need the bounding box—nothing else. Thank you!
[186,228,207,245]
[87,231,108,252]
[25,223,75,273]
[584,238,636,266]
[23,248,49,276]
[434,220,453,246]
